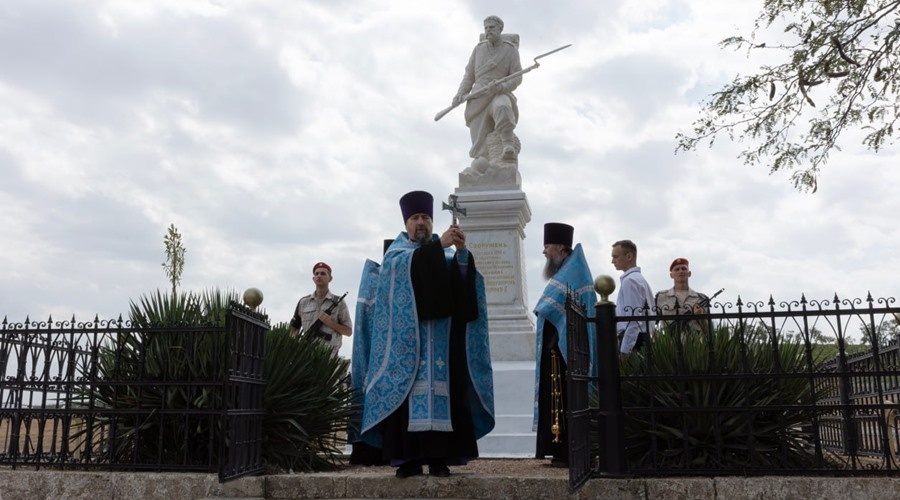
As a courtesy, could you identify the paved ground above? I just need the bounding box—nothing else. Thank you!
[338,458,568,478]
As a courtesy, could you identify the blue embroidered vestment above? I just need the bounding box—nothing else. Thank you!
[532,243,597,430]
[360,233,494,449]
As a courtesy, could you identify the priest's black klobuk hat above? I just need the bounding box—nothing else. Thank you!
[399,191,433,221]
[544,222,574,248]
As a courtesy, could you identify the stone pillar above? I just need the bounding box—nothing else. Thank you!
[453,187,535,362]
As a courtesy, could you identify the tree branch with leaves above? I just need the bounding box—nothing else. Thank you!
[677,0,900,192]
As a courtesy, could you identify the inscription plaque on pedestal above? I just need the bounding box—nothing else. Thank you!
[455,189,535,362]
[469,239,517,303]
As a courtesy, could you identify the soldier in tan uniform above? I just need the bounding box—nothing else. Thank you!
[655,258,709,335]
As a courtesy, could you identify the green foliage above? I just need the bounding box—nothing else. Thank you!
[261,322,355,472]
[858,317,900,347]
[128,288,232,328]
[75,289,354,472]
[74,288,236,466]
[162,224,187,295]
[677,0,900,192]
[620,324,827,469]
[795,338,868,365]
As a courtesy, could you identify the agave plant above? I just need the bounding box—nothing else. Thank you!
[75,290,354,472]
[261,322,355,472]
[619,324,826,470]
[73,288,236,466]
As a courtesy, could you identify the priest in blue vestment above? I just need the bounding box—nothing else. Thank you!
[360,190,494,478]
[532,223,596,467]
[348,239,393,466]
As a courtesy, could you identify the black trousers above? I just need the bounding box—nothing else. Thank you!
[618,330,651,353]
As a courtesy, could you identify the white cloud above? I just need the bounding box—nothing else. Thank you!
[1,0,898,358]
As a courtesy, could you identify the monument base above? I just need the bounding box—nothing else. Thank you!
[476,361,535,457]
[454,173,537,456]
[453,187,534,362]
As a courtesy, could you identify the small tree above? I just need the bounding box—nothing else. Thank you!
[162,223,186,295]
[858,317,900,347]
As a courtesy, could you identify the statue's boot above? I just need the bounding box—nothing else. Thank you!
[500,129,517,160]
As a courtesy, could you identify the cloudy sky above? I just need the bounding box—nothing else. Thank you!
[2,0,898,356]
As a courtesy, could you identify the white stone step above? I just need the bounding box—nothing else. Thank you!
[491,361,536,413]
[481,361,537,457]
[493,414,533,433]
[478,431,535,458]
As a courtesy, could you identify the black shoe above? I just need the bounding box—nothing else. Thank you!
[550,457,569,468]
[429,463,450,477]
[395,463,423,478]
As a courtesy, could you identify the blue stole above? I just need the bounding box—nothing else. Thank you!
[532,243,597,430]
[361,233,494,447]
[348,258,380,443]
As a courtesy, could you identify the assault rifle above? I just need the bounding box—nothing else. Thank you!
[303,291,348,342]
[698,288,725,309]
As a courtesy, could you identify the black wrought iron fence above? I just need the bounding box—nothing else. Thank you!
[219,302,267,481]
[564,293,592,492]
[817,336,900,464]
[565,292,900,491]
[0,301,267,481]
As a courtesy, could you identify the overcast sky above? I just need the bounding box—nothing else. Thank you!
[2,0,898,356]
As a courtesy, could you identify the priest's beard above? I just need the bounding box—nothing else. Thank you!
[412,229,432,245]
[543,256,564,280]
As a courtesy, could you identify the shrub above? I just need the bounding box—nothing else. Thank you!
[261,322,355,472]
[75,289,354,472]
[75,289,234,466]
[619,325,826,470]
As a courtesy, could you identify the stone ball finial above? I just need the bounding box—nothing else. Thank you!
[594,275,616,303]
[243,287,264,308]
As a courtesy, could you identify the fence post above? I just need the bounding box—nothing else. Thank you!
[595,299,626,474]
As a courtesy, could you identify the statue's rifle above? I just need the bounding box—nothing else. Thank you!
[433,43,572,122]
[302,291,348,341]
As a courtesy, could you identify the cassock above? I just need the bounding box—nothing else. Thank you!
[360,233,494,465]
[532,243,596,460]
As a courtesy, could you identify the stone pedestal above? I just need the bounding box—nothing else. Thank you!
[455,186,537,457]
[453,187,534,362]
